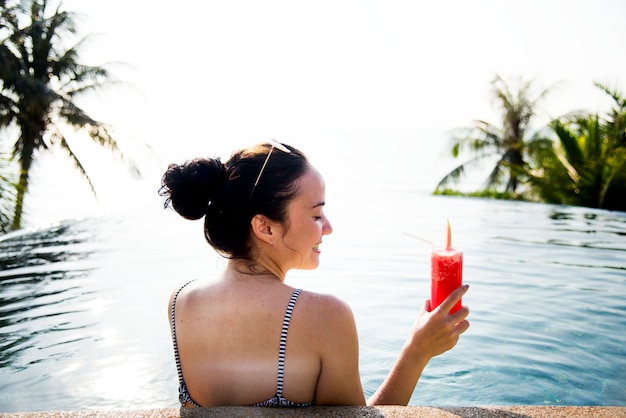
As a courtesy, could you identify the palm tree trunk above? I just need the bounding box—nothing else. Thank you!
[12,137,35,231]
[505,148,524,194]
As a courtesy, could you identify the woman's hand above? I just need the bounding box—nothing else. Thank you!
[368,284,470,406]
[407,284,470,360]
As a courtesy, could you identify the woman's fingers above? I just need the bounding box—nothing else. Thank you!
[421,298,431,313]
[436,284,469,314]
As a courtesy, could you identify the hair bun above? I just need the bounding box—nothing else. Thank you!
[160,158,226,220]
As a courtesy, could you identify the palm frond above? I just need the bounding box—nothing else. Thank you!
[55,134,98,199]
[435,164,467,190]
[594,81,626,108]
[550,118,584,168]
[485,159,508,191]
[594,81,626,149]
[435,153,497,191]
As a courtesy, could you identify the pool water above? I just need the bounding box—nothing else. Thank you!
[1,189,625,412]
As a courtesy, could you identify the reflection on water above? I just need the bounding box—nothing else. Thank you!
[0,194,625,412]
[0,221,97,373]
[1,211,204,412]
[0,221,92,268]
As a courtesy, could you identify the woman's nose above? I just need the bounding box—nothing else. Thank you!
[323,216,333,235]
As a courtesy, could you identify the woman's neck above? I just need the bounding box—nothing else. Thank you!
[227,258,286,283]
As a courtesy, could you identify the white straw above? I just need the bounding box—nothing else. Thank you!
[402,231,434,249]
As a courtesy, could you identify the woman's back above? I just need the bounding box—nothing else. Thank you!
[170,277,363,406]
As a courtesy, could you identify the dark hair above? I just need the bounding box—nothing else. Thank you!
[159,142,309,259]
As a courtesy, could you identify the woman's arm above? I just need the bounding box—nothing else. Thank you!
[368,284,470,405]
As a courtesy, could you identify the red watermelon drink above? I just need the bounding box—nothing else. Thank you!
[430,220,463,314]
[430,248,463,313]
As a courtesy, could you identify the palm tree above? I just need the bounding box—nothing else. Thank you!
[0,0,138,231]
[435,75,552,195]
[525,83,626,211]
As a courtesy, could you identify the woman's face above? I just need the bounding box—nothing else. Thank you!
[278,167,333,270]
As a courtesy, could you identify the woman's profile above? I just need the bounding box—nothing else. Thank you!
[159,141,470,407]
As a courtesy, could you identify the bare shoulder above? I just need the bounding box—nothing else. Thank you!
[296,290,357,335]
[167,280,213,317]
[298,290,353,315]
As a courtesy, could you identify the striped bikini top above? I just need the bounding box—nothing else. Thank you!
[170,282,313,408]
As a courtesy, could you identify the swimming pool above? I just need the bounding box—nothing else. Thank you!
[1,190,625,412]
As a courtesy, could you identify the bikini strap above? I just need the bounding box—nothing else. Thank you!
[170,280,201,407]
[275,288,302,398]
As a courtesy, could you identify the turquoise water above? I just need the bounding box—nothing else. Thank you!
[1,190,625,412]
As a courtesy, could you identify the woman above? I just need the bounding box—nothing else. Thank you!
[159,141,470,407]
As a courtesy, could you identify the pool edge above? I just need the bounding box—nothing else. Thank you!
[1,406,625,417]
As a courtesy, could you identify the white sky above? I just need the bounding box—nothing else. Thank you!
[20,0,626,226]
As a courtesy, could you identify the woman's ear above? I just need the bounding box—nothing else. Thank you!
[250,214,276,244]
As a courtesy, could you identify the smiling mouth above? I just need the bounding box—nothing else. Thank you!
[313,242,321,251]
